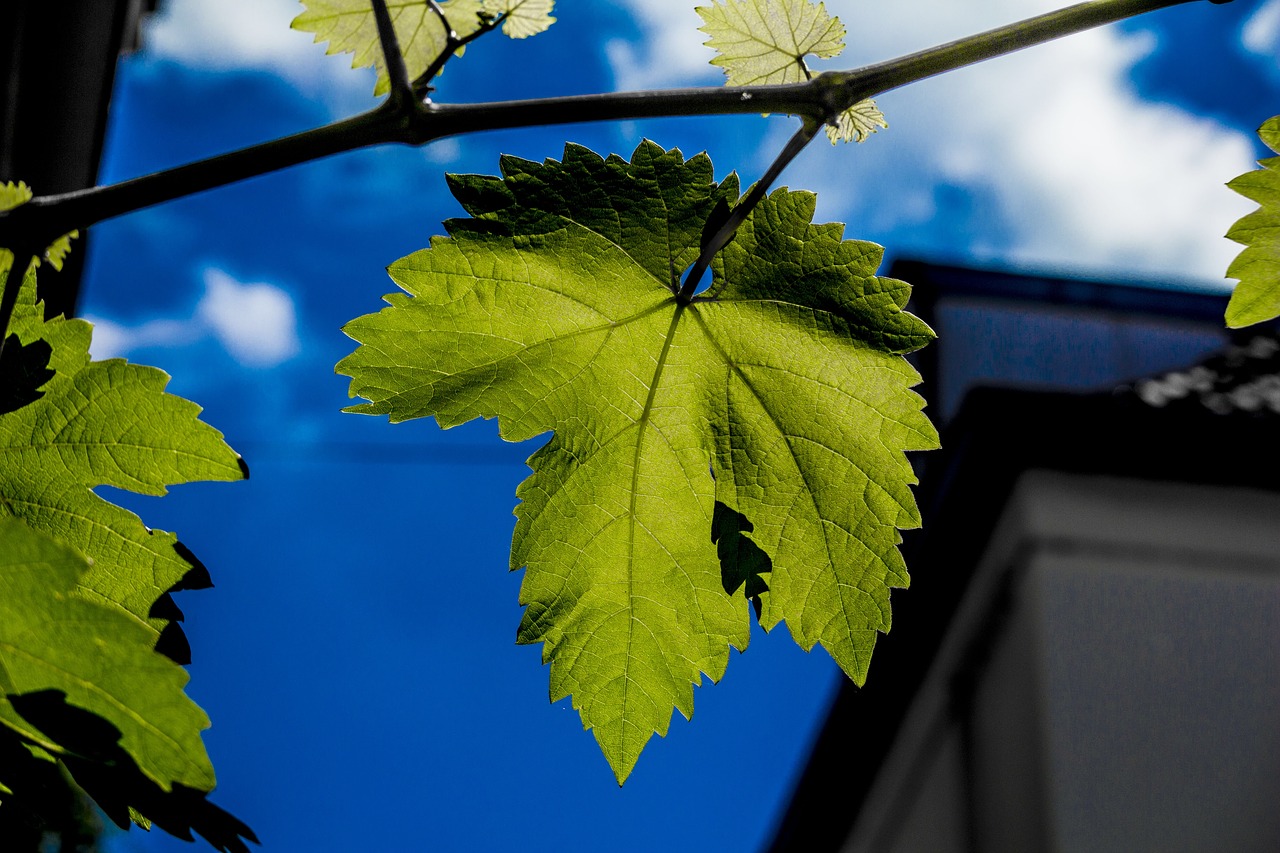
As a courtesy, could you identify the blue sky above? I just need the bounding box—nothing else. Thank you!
[79,1,1279,850]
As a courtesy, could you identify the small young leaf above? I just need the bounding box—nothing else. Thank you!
[1225,116,1280,328]
[43,230,79,272]
[339,141,936,782]
[485,0,555,39]
[295,0,485,95]
[697,0,844,85]
[0,181,34,211]
[294,0,554,95]
[826,99,888,144]
[0,181,79,268]
[697,0,884,143]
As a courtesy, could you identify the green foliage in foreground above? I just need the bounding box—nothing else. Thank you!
[0,514,257,851]
[1226,116,1280,328]
[4,0,1273,841]
[0,517,213,792]
[339,141,937,780]
[0,189,251,843]
[0,258,246,641]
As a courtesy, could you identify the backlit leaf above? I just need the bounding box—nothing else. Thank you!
[826,99,888,144]
[339,141,936,782]
[697,0,884,143]
[0,257,246,645]
[295,0,484,95]
[0,181,78,269]
[0,181,33,211]
[486,0,555,39]
[294,0,554,96]
[1225,116,1280,327]
[0,517,213,792]
[697,0,844,85]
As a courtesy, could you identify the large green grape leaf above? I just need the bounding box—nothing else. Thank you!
[696,0,886,143]
[338,141,936,782]
[293,0,554,96]
[0,253,246,646]
[0,517,213,791]
[1225,116,1280,328]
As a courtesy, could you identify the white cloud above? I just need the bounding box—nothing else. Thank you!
[424,138,463,164]
[602,0,1046,92]
[886,26,1254,281]
[199,269,301,367]
[85,267,300,368]
[606,0,721,91]
[611,0,1256,283]
[85,316,195,360]
[143,0,372,106]
[1243,0,1280,59]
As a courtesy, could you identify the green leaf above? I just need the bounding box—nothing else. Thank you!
[0,517,214,791]
[1225,116,1280,328]
[293,0,554,96]
[825,99,888,144]
[0,181,33,211]
[338,141,936,782]
[295,0,484,95]
[0,181,78,269]
[697,0,844,85]
[484,0,555,39]
[0,257,246,643]
[42,230,79,273]
[697,0,884,144]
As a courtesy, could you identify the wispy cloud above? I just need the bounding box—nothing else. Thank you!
[1243,0,1280,60]
[143,0,372,108]
[199,269,301,366]
[609,0,1256,283]
[605,0,721,91]
[85,267,301,368]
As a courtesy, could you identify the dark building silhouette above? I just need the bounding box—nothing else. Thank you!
[767,259,1280,853]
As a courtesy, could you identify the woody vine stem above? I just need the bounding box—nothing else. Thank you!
[0,0,1232,353]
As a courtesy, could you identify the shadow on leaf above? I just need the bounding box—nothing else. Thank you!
[7,690,258,852]
[149,542,216,666]
[711,501,771,619]
[0,333,53,415]
[0,724,104,850]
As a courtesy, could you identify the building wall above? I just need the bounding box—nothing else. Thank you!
[843,471,1280,853]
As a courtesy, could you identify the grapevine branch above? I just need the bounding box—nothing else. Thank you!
[0,0,1229,347]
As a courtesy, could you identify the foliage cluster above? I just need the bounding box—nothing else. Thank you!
[0,0,1274,846]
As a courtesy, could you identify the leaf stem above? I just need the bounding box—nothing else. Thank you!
[417,7,506,94]
[680,120,821,303]
[426,0,458,43]
[0,0,1218,253]
[369,0,414,108]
